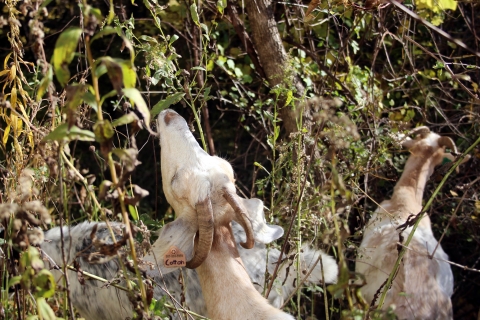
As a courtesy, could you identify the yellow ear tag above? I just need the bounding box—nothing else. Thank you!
[164,246,186,268]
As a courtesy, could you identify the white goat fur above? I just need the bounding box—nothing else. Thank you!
[356,128,456,319]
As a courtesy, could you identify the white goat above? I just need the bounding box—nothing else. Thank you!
[157,109,321,319]
[356,127,459,319]
[41,109,338,319]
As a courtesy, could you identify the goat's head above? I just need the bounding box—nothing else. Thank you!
[156,109,264,269]
[400,126,468,175]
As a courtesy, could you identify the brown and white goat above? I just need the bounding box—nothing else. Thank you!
[156,109,296,319]
[356,127,460,320]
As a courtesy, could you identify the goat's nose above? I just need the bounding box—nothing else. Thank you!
[163,110,178,125]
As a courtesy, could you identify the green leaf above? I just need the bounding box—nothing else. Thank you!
[190,3,200,26]
[93,120,115,143]
[128,205,139,221]
[150,92,185,118]
[169,34,179,46]
[91,26,118,43]
[417,0,457,12]
[43,123,95,142]
[36,297,57,320]
[98,57,123,94]
[83,90,98,112]
[107,0,115,24]
[33,269,55,298]
[36,66,53,102]
[121,35,136,64]
[7,275,22,289]
[217,0,227,14]
[53,27,82,86]
[284,90,293,107]
[112,113,139,127]
[120,60,136,89]
[123,88,151,129]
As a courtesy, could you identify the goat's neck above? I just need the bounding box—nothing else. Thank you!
[161,129,208,166]
[391,152,436,207]
[196,224,284,319]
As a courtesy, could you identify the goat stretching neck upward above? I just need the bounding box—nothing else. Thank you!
[157,109,296,319]
[356,127,459,320]
[40,109,338,320]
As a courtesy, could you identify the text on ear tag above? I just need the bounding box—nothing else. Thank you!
[164,245,186,268]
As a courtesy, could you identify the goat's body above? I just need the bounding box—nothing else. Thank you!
[42,221,336,319]
[42,223,133,319]
[356,128,455,319]
[357,205,453,319]
[197,224,294,320]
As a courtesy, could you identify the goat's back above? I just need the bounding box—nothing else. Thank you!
[356,222,453,320]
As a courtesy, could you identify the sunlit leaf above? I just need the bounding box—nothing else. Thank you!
[37,297,56,320]
[53,27,82,86]
[217,0,227,14]
[417,0,457,11]
[36,66,53,102]
[120,60,136,88]
[169,34,179,46]
[128,205,139,221]
[123,88,151,129]
[190,3,200,26]
[33,269,55,298]
[2,122,10,146]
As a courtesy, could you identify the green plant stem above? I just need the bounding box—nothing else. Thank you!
[61,151,102,218]
[189,102,208,151]
[163,304,210,319]
[66,265,129,291]
[295,134,303,320]
[58,143,76,319]
[377,136,480,309]
[85,35,103,121]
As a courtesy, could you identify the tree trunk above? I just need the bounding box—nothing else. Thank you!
[242,0,312,134]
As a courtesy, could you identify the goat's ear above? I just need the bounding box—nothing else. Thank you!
[152,217,196,272]
[236,198,284,244]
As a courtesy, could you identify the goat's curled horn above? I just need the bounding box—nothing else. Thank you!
[223,189,255,249]
[438,136,458,154]
[186,198,215,269]
[408,126,431,138]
